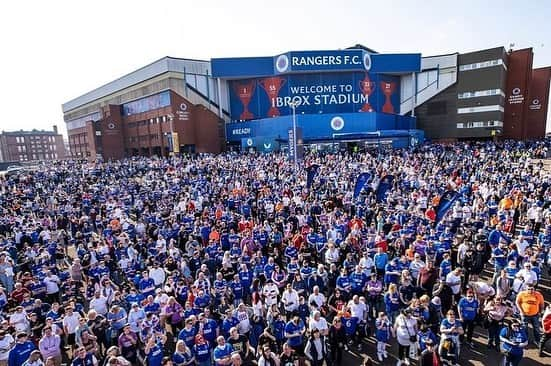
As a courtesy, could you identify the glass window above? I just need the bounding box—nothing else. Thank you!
[121,91,171,116]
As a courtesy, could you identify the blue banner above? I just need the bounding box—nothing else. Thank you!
[212,50,421,78]
[275,50,370,74]
[436,190,460,222]
[275,51,421,74]
[226,112,417,142]
[353,172,372,199]
[376,174,394,203]
[228,72,401,121]
[306,164,321,189]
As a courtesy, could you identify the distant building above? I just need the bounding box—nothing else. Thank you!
[0,126,66,162]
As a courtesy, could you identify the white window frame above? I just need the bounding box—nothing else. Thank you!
[459,59,503,72]
[457,105,504,114]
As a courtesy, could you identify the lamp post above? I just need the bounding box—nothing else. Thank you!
[289,100,299,170]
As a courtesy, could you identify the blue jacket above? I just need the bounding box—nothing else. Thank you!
[8,342,36,366]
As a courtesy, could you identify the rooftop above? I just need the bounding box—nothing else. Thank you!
[62,56,211,114]
[2,129,60,136]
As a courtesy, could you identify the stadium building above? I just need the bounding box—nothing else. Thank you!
[62,58,229,159]
[62,45,551,160]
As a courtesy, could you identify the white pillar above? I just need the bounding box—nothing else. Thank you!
[411,72,416,117]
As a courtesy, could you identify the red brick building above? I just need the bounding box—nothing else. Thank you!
[0,126,66,163]
[62,57,229,160]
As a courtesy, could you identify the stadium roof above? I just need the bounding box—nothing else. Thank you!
[62,56,211,113]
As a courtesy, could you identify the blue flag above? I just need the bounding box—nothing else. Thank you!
[306,164,320,189]
[376,174,394,203]
[353,172,372,199]
[436,190,460,222]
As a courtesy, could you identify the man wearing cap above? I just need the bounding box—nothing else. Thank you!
[419,338,442,366]
[7,333,35,366]
[8,306,28,333]
[0,330,14,366]
[127,302,145,334]
[117,324,138,364]
[20,350,42,366]
[38,325,61,366]
[515,284,544,345]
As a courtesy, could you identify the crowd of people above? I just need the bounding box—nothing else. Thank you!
[0,140,550,366]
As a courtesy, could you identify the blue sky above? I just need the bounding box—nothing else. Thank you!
[0,0,549,135]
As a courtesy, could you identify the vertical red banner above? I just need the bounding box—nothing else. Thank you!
[525,67,551,139]
[503,48,533,139]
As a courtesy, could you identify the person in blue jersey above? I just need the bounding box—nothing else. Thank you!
[500,320,528,366]
[70,346,98,366]
[222,309,240,339]
[172,340,194,366]
[348,266,367,296]
[439,310,463,365]
[192,334,211,366]
[284,315,305,356]
[335,269,351,299]
[384,258,401,286]
[139,272,156,298]
[492,241,509,283]
[374,312,391,362]
[197,310,219,346]
[145,332,167,366]
[178,318,198,349]
[8,333,36,366]
[213,336,234,366]
[488,224,511,249]
[417,321,438,354]
[106,305,127,346]
[457,289,479,348]
[384,284,401,323]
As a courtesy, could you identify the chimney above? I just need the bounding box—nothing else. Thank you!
[53,125,58,134]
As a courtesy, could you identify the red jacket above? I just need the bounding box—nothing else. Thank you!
[543,308,551,334]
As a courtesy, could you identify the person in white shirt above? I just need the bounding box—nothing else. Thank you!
[9,306,29,333]
[346,295,368,350]
[149,263,166,287]
[516,263,538,287]
[456,241,470,266]
[394,309,419,366]
[445,268,463,303]
[0,329,14,365]
[308,286,326,311]
[262,280,279,307]
[359,252,375,277]
[234,303,252,335]
[308,311,329,336]
[43,271,60,303]
[514,235,530,258]
[324,242,339,265]
[153,289,169,305]
[62,307,80,352]
[409,254,426,281]
[281,285,299,315]
[89,291,109,316]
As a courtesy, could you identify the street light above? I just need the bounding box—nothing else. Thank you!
[289,100,299,169]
